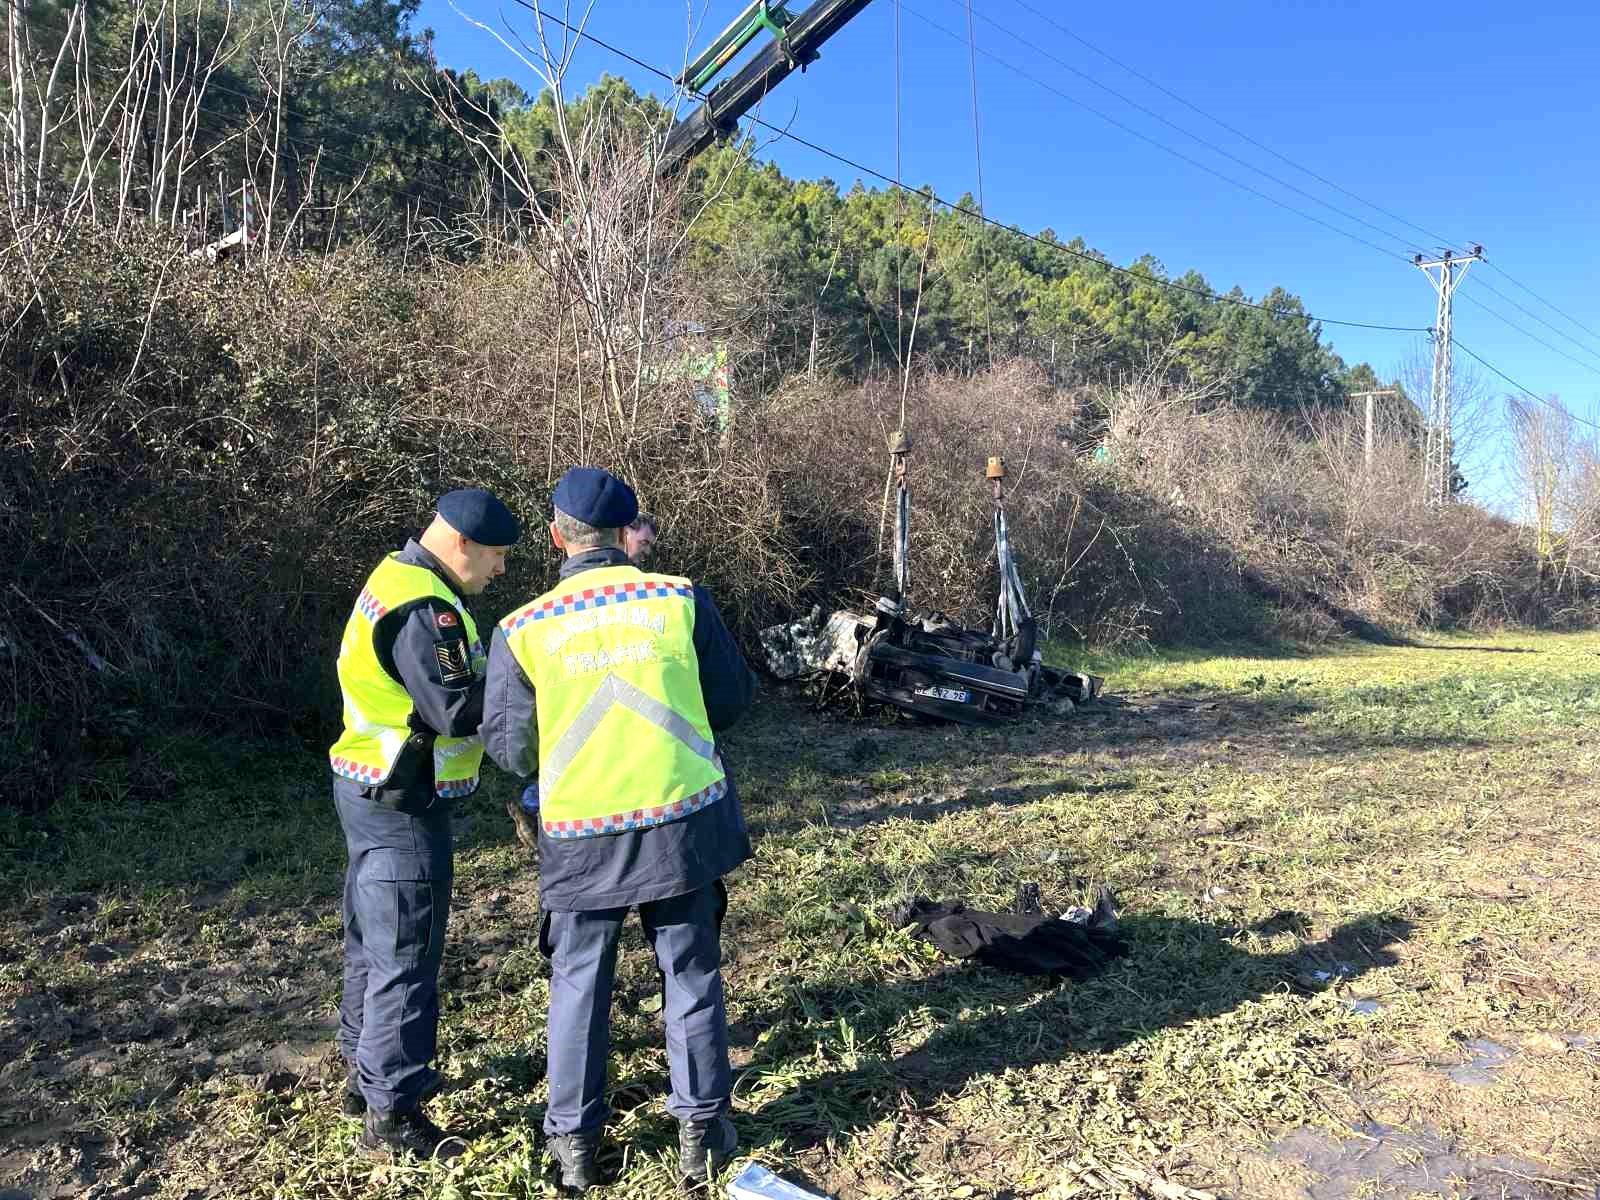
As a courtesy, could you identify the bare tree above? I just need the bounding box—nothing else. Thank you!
[1097,339,1231,493]
[1305,401,1427,552]
[1561,437,1600,591]
[1507,395,1573,590]
[4,0,84,216]
[251,0,313,260]
[423,2,750,467]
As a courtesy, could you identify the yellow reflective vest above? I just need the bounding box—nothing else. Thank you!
[329,554,486,799]
[499,564,725,839]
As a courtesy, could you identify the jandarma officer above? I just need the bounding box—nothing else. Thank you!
[482,467,756,1191]
[329,488,519,1161]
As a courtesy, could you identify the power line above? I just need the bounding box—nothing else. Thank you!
[999,0,1478,255]
[899,2,1414,265]
[759,115,1430,330]
[510,0,1430,334]
[1452,336,1600,434]
[1472,273,1600,369]
[511,0,678,83]
[961,0,994,357]
[1457,293,1600,383]
[932,0,1424,259]
[1483,260,1600,346]
[962,8,1600,369]
[975,4,1600,383]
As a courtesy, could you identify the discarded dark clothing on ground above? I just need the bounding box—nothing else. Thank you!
[893,891,1127,978]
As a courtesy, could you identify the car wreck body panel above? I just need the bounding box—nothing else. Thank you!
[758,605,1102,726]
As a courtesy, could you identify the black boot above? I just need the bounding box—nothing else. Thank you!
[341,1066,365,1117]
[547,1132,604,1192]
[677,1114,737,1185]
[358,1107,465,1163]
[342,1066,444,1117]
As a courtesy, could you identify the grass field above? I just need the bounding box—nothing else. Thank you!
[2,631,1598,1199]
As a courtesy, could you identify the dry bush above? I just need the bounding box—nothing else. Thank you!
[5,213,1589,812]
[757,360,1262,647]
[0,12,806,805]
[0,6,1267,809]
[0,214,808,805]
[10,187,1592,811]
[2,228,441,804]
[1100,374,1576,636]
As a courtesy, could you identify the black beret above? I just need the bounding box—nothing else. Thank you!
[553,467,638,529]
[436,488,520,546]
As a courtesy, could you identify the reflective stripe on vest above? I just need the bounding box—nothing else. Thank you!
[328,554,486,798]
[499,563,724,839]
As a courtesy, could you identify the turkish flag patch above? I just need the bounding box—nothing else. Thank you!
[435,610,460,629]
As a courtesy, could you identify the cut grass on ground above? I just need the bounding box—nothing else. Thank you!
[2,630,1597,1198]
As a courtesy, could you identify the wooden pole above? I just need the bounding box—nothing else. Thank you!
[1353,390,1397,476]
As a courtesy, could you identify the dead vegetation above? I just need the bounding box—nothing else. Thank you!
[5,221,1595,806]
[5,3,1599,807]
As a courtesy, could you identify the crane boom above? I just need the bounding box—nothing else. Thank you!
[658,0,875,176]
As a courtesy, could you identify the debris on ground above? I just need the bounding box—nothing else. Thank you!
[758,606,861,681]
[728,1162,836,1200]
[891,886,1126,977]
[756,442,1102,725]
[758,603,1103,726]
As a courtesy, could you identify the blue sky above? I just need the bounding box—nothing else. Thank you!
[413,0,1599,509]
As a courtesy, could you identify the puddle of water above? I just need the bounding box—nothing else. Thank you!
[1271,1121,1578,1200]
[1445,1037,1516,1086]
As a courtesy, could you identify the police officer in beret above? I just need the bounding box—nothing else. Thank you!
[624,511,658,566]
[329,488,519,1161]
[482,467,755,1191]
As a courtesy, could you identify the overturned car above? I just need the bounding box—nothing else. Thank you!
[759,440,1102,726]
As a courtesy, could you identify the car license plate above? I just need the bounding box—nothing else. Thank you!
[915,684,971,704]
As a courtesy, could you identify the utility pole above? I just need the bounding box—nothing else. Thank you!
[1415,246,1483,504]
[1352,389,1397,473]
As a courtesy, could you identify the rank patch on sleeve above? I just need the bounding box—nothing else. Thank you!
[435,638,472,685]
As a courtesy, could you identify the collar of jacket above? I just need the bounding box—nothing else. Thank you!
[397,538,470,607]
[559,546,632,579]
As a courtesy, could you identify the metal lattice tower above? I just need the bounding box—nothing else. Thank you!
[1415,246,1483,503]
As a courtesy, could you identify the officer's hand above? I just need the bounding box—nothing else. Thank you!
[505,782,540,853]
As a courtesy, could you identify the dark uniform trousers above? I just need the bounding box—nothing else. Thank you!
[335,786,453,1114]
[540,881,730,1136]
